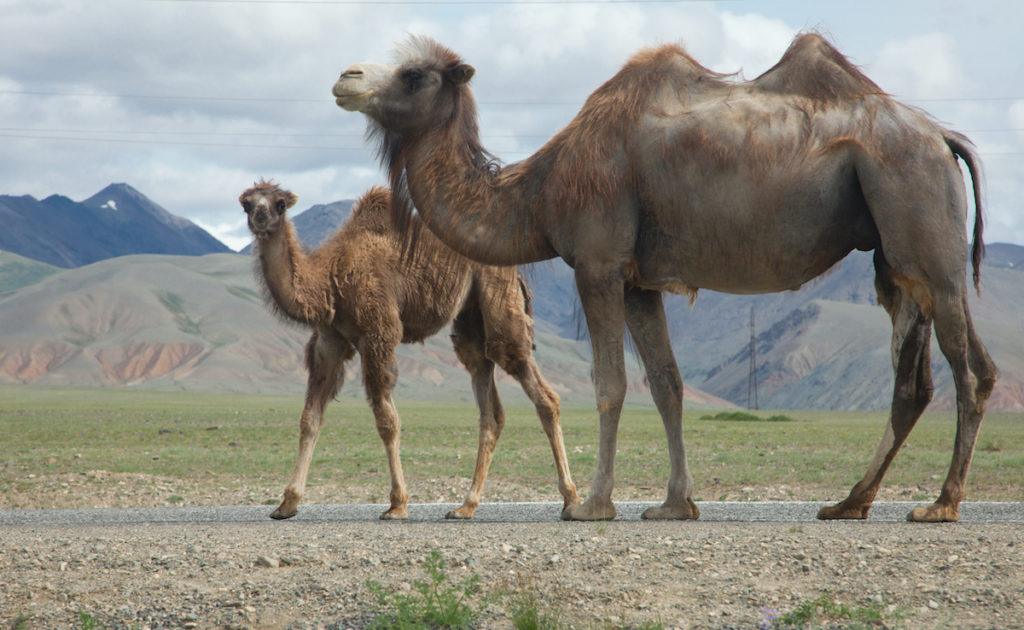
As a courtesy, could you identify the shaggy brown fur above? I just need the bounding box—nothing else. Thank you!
[334,32,996,523]
[240,181,578,520]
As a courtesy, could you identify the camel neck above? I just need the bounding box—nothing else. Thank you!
[254,222,332,325]
[398,131,557,266]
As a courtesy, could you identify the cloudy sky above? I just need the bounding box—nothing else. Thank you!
[2,0,1022,251]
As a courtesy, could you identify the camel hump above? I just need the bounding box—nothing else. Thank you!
[753,32,885,103]
[346,185,393,235]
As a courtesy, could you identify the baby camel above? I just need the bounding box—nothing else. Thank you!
[239,180,579,520]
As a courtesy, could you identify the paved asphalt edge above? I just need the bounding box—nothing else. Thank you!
[2,501,1021,526]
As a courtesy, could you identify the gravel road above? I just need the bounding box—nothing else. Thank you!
[2,502,1022,629]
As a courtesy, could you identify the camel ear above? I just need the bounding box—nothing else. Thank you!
[446,63,475,85]
[275,191,298,214]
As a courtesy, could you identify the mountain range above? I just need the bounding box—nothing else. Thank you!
[1,184,1022,411]
[0,183,231,268]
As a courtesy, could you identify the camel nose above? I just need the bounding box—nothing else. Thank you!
[339,65,364,80]
[251,209,270,229]
[333,62,394,107]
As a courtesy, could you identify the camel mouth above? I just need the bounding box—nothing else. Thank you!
[248,221,274,238]
[333,91,371,111]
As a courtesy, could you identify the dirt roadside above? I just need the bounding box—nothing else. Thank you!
[2,514,1022,628]
[2,473,1022,629]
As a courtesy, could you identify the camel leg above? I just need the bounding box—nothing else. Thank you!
[362,340,410,520]
[907,292,996,522]
[965,303,998,409]
[272,330,353,520]
[446,304,504,519]
[477,281,580,516]
[623,287,699,521]
[818,292,933,520]
[563,268,626,521]
[503,355,580,516]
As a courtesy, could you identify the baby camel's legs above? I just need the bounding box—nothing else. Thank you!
[446,303,504,519]
[362,336,410,520]
[271,330,353,520]
[492,337,579,515]
[445,275,579,520]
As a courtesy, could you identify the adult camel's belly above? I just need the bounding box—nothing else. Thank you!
[629,94,881,294]
[632,163,875,295]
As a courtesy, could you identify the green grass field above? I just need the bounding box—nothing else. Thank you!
[2,385,1021,509]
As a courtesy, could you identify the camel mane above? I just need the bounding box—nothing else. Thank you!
[370,36,501,248]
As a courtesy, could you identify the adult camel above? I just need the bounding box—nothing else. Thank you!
[333,33,997,522]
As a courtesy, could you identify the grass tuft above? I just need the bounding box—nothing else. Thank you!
[76,611,104,630]
[502,576,567,630]
[699,411,794,422]
[11,613,34,630]
[366,550,486,630]
[771,593,909,629]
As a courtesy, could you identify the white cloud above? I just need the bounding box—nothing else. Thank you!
[0,2,1021,247]
[1010,100,1024,136]
[716,12,798,77]
[871,33,970,98]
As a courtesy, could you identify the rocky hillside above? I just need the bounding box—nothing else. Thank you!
[0,251,732,408]
[526,248,1024,411]
[2,184,1021,410]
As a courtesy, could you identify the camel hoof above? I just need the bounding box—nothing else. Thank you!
[270,506,298,520]
[642,499,700,520]
[907,503,959,523]
[561,498,616,521]
[445,507,475,520]
[380,508,409,520]
[817,501,870,520]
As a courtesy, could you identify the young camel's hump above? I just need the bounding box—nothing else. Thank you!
[318,229,475,344]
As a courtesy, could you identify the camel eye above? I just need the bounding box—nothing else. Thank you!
[402,68,425,92]
[241,200,252,214]
[275,199,287,214]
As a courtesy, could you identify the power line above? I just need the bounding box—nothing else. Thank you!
[0,124,1018,137]
[2,89,1022,107]
[0,90,323,104]
[0,132,369,151]
[3,131,1023,157]
[4,132,1019,156]
[0,126,362,139]
[146,0,734,4]
[0,126,538,144]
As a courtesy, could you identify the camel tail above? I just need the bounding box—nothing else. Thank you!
[944,129,985,293]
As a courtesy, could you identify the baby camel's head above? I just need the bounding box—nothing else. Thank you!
[239,179,298,238]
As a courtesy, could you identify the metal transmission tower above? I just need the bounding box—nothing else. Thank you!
[747,305,758,410]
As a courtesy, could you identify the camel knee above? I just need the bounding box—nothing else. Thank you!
[452,332,487,372]
[369,397,401,441]
[485,339,532,375]
[297,410,322,442]
[972,359,997,405]
[374,415,400,442]
[364,367,396,397]
[479,404,505,435]
[595,378,627,414]
[538,402,561,435]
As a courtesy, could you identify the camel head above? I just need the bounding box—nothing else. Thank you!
[333,36,475,134]
[239,180,298,239]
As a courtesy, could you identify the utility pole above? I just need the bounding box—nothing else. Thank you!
[747,305,758,410]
